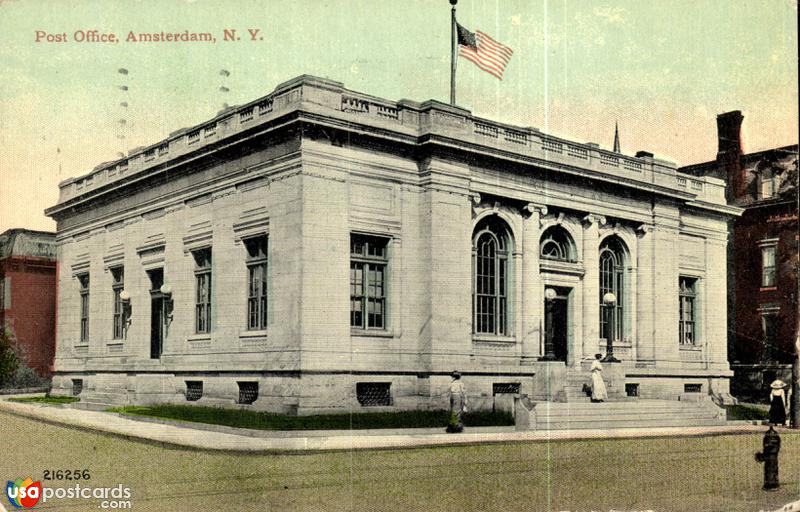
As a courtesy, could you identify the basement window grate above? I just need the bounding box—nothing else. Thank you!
[237,382,259,405]
[625,383,639,397]
[684,383,702,393]
[356,382,392,406]
[185,381,203,402]
[71,379,83,396]
[493,383,521,395]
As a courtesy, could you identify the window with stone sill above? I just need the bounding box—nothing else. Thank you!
[679,276,697,346]
[192,248,212,334]
[78,273,90,342]
[761,244,777,287]
[350,234,389,331]
[244,236,268,331]
[111,267,124,340]
[473,216,513,336]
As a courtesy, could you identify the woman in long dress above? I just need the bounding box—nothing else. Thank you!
[446,371,467,432]
[768,379,787,426]
[591,353,608,402]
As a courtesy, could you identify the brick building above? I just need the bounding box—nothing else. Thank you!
[681,111,799,400]
[0,229,57,377]
[45,76,739,413]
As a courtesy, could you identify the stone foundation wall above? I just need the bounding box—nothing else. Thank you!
[51,371,538,415]
[622,375,731,401]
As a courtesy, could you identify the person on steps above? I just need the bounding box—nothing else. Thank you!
[591,353,608,403]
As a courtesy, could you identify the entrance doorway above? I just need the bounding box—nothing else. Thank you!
[544,287,570,362]
[148,269,164,359]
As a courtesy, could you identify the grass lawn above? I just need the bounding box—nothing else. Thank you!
[1,410,799,512]
[7,396,80,405]
[107,404,514,430]
[725,404,770,421]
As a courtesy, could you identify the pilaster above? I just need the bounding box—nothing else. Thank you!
[521,203,547,362]
[636,223,656,363]
[421,157,472,371]
[652,223,681,367]
[581,213,606,359]
[704,238,730,368]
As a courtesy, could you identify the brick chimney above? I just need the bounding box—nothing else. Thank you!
[716,111,745,202]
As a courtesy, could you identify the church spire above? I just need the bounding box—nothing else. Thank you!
[613,121,620,153]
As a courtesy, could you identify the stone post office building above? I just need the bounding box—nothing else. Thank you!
[46,76,740,413]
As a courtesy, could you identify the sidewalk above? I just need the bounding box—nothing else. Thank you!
[0,395,783,453]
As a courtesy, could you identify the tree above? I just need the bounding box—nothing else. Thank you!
[0,329,20,387]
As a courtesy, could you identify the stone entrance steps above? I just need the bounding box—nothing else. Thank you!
[532,400,726,430]
[563,372,593,401]
[562,369,626,402]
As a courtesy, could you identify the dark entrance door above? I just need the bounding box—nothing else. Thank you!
[544,287,570,362]
[148,269,164,359]
[551,297,568,362]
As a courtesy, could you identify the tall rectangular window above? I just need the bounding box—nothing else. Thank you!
[350,235,388,330]
[679,277,697,345]
[111,267,125,339]
[760,171,777,199]
[761,313,781,362]
[244,236,268,330]
[78,274,90,342]
[193,248,212,334]
[761,245,777,287]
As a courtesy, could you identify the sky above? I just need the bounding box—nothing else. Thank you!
[0,0,797,232]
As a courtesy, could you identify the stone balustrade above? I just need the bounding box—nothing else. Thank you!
[54,75,724,208]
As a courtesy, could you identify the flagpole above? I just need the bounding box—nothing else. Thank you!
[450,0,457,106]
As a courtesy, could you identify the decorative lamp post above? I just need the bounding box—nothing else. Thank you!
[541,287,558,361]
[160,284,174,333]
[602,292,620,363]
[119,290,132,338]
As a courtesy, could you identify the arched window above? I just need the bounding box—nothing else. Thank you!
[599,236,627,341]
[540,226,576,262]
[473,217,512,335]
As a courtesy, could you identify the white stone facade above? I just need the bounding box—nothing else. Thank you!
[46,76,740,414]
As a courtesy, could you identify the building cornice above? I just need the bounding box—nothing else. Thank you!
[47,74,733,221]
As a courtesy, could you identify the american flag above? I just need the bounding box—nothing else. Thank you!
[456,23,513,80]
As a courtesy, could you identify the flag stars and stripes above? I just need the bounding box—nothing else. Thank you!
[456,23,514,80]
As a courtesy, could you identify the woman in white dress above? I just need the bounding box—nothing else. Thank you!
[591,353,608,402]
[768,379,787,426]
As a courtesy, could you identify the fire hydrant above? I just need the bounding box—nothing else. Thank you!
[755,426,781,490]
